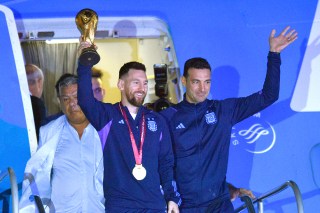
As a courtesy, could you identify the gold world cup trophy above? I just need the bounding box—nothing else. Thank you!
[76,9,100,66]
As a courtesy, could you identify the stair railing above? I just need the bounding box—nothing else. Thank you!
[235,180,304,213]
[0,167,19,213]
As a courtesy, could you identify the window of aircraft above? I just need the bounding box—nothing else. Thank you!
[16,16,183,115]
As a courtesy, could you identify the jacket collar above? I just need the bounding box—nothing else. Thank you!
[179,93,209,110]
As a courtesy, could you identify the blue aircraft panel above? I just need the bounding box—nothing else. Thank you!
[0,4,35,212]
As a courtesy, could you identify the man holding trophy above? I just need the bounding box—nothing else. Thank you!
[76,9,181,213]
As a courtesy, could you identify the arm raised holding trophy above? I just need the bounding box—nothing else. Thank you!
[76,9,181,212]
[76,8,100,66]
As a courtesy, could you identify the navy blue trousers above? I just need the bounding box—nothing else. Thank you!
[105,206,166,213]
[180,199,234,213]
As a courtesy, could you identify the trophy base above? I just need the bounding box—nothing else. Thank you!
[79,48,100,66]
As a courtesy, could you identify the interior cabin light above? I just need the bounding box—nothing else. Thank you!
[45,39,80,44]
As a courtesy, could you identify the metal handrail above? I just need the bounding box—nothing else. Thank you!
[240,195,255,213]
[0,167,19,213]
[235,180,304,213]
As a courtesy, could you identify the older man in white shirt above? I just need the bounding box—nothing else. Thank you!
[19,74,104,213]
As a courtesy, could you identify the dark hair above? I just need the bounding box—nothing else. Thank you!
[119,61,146,79]
[55,73,78,96]
[183,57,211,78]
[91,67,103,78]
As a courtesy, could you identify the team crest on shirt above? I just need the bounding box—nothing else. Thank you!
[147,119,157,132]
[205,112,217,124]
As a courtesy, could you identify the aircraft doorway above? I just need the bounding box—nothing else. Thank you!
[17,16,183,115]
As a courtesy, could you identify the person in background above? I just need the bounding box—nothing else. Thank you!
[19,73,104,213]
[91,67,106,102]
[25,64,47,141]
[26,64,44,99]
[160,26,298,212]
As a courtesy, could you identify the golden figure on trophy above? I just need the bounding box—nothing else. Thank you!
[76,8,100,66]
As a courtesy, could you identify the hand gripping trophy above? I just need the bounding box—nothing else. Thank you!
[76,9,100,66]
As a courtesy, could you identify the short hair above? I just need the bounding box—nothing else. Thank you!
[183,57,211,78]
[25,64,44,84]
[119,61,146,79]
[55,73,78,96]
[91,67,103,79]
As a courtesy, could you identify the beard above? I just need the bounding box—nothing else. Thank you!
[127,91,146,107]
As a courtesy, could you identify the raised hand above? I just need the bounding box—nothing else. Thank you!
[77,38,94,57]
[269,26,298,53]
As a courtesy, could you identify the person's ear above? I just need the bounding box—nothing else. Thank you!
[181,76,187,87]
[117,79,124,91]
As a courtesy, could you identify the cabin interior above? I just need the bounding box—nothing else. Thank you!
[17,16,183,116]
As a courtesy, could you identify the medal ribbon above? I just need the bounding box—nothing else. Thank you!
[119,103,146,165]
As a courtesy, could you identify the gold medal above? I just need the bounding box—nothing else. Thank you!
[132,164,147,180]
[119,104,147,181]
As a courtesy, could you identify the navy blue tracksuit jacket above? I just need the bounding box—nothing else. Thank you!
[160,52,281,210]
[77,64,181,211]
